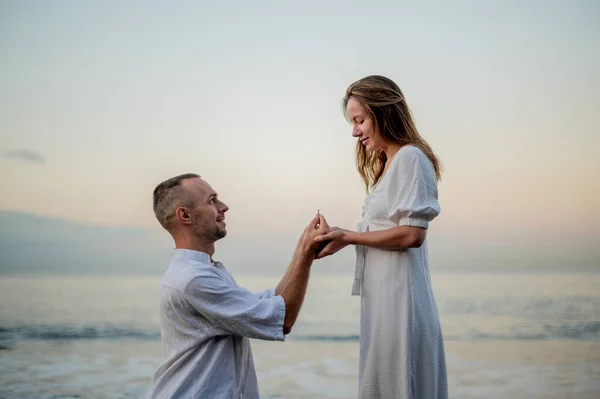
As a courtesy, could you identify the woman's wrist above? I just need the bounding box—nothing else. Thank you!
[344,230,361,245]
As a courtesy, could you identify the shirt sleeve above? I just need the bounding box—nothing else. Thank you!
[184,270,285,341]
[256,288,276,299]
[387,146,440,229]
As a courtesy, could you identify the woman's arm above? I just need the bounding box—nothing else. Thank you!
[347,225,426,250]
[314,225,426,258]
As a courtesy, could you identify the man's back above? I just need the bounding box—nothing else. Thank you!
[147,249,285,399]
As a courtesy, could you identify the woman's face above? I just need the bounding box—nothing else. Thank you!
[346,97,387,152]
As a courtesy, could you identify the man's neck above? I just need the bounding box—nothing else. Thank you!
[174,236,215,259]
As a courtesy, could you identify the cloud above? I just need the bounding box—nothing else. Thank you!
[3,149,45,164]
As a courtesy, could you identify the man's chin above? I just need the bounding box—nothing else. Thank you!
[215,229,227,240]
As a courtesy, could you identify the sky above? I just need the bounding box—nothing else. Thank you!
[1,0,599,275]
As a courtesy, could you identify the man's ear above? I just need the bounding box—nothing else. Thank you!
[175,207,192,224]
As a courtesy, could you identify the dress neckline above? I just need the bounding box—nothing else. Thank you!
[369,145,411,195]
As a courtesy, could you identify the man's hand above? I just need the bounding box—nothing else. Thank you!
[276,213,332,335]
[295,213,331,258]
[314,227,352,259]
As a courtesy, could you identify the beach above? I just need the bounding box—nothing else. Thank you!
[1,272,599,398]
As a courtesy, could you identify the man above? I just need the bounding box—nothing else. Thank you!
[147,173,329,399]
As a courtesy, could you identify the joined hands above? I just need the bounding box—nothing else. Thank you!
[306,211,353,260]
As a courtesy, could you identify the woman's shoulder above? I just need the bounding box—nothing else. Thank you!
[393,145,436,177]
[394,144,428,165]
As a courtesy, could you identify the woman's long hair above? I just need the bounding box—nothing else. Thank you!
[343,75,442,192]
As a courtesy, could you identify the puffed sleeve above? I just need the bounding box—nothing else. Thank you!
[387,146,440,229]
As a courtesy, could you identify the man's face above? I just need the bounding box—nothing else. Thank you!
[182,178,229,242]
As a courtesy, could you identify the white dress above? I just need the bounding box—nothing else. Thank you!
[352,145,448,399]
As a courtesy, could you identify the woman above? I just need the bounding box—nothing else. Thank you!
[315,75,447,399]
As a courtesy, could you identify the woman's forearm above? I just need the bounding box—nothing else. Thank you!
[346,226,426,250]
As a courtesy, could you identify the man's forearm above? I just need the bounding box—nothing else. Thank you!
[275,251,313,334]
[274,258,296,296]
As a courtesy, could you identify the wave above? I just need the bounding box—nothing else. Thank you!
[293,334,360,342]
[0,324,160,343]
[291,323,600,342]
[542,322,600,340]
[444,322,600,342]
[0,321,598,351]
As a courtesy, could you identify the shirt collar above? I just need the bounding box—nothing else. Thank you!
[171,249,213,265]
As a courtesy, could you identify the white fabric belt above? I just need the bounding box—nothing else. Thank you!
[352,220,369,296]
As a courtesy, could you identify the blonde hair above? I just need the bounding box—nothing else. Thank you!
[343,75,442,191]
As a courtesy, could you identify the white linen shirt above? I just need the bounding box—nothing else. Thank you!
[147,249,286,399]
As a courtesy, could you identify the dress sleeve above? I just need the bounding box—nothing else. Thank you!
[387,146,440,229]
[184,269,286,341]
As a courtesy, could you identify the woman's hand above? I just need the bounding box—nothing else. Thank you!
[314,227,353,259]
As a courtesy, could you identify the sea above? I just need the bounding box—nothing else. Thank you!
[1,272,599,399]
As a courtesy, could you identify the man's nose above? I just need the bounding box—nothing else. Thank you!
[220,202,229,212]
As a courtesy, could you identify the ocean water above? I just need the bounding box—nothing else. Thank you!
[0,272,599,398]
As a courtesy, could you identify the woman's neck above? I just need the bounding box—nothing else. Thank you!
[383,143,402,164]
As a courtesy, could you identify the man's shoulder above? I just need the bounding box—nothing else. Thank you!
[161,258,216,292]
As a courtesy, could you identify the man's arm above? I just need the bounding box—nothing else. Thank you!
[184,214,328,339]
[274,213,329,334]
[275,251,313,334]
[185,269,287,341]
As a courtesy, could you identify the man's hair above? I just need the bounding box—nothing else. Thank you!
[153,173,200,230]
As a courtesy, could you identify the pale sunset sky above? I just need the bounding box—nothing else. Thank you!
[1,1,599,274]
